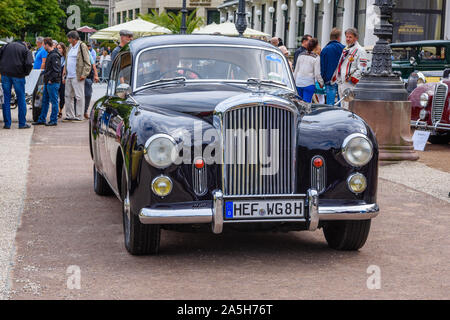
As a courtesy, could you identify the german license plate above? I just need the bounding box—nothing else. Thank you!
[224,199,305,220]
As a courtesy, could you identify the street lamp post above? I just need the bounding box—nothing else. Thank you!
[235,0,247,37]
[350,0,418,164]
[180,0,187,35]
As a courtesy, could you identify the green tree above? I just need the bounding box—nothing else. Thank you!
[22,0,65,39]
[0,0,26,38]
[141,9,204,34]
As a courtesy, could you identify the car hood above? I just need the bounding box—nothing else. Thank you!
[132,82,295,115]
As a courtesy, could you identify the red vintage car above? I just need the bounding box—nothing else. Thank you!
[409,79,450,144]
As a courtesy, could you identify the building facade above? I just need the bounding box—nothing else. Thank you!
[110,0,223,26]
[218,0,450,51]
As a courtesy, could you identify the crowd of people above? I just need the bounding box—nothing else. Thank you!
[0,30,134,129]
[272,27,368,108]
[0,27,366,129]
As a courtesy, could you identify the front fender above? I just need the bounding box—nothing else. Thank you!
[297,106,378,204]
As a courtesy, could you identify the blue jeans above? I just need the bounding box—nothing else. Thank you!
[296,85,315,103]
[1,76,27,128]
[325,83,340,106]
[38,83,60,124]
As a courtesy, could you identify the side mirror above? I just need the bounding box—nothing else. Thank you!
[343,88,355,102]
[409,56,417,66]
[115,83,131,99]
[334,88,355,106]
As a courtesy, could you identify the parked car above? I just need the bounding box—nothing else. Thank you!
[90,35,380,255]
[391,40,450,92]
[409,78,450,144]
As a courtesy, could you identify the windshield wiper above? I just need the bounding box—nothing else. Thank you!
[246,78,287,88]
[140,77,186,89]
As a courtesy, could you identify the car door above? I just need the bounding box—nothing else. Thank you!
[97,56,121,180]
[102,52,133,192]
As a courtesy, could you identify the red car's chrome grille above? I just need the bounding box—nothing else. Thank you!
[431,83,448,124]
[222,105,296,196]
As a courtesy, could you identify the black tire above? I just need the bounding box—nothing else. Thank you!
[428,134,449,145]
[93,165,113,196]
[323,220,371,251]
[121,164,160,255]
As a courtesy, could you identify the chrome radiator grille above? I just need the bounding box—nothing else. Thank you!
[431,83,448,124]
[222,105,296,195]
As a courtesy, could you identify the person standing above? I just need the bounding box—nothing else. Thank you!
[62,30,91,122]
[33,37,47,70]
[293,34,312,70]
[33,38,61,126]
[110,30,133,62]
[270,37,279,47]
[331,28,368,109]
[279,46,293,72]
[57,42,67,118]
[321,28,345,105]
[0,41,34,129]
[293,38,324,103]
[83,52,99,119]
[99,50,111,80]
[88,44,96,62]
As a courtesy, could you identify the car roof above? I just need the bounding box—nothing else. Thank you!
[390,40,450,48]
[129,34,277,55]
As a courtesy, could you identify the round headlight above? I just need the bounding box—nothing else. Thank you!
[419,109,428,120]
[342,133,373,167]
[347,173,367,194]
[419,93,429,107]
[144,134,177,169]
[152,175,173,197]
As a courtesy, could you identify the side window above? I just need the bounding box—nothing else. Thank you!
[118,52,132,85]
[107,59,120,96]
[419,46,445,61]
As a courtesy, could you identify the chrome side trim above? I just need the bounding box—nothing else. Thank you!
[307,189,319,231]
[212,190,224,234]
[318,203,379,220]
[139,207,212,224]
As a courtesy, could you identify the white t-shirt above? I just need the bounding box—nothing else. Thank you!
[66,41,80,79]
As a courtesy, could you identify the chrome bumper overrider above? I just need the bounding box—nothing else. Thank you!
[138,189,379,234]
[411,120,450,131]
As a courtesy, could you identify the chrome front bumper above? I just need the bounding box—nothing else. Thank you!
[139,189,379,234]
[411,120,450,132]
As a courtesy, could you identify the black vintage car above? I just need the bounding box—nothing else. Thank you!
[90,35,379,255]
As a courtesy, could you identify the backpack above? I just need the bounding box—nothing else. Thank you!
[80,42,94,80]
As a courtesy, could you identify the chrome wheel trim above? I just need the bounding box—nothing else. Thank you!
[122,172,131,245]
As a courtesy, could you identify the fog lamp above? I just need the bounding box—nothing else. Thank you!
[347,173,367,194]
[152,175,173,197]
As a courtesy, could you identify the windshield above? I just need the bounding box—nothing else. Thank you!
[134,45,293,90]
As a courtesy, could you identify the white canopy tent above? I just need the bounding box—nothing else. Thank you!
[91,18,171,41]
[192,22,270,39]
[0,40,7,45]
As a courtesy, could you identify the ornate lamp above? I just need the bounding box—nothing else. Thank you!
[235,0,248,37]
[180,0,187,34]
[350,0,418,164]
